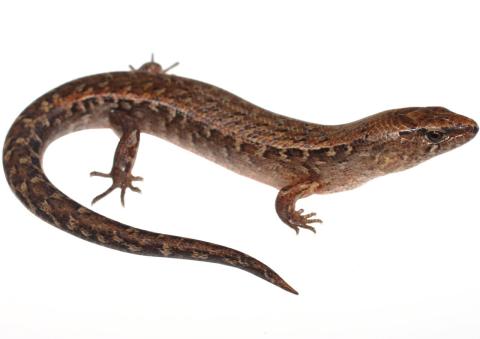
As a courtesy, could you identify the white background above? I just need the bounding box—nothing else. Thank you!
[1,1,479,338]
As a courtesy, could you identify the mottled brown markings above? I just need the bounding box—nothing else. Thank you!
[3,62,477,295]
[28,137,41,153]
[170,109,187,127]
[192,251,209,260]
[83,97,101,111]
[121,84,132,93]
[333,144,350,163]
[80,228,92,238]
[71,101,87,114]
[142,82,154,91]
[326,148,336,157]
[154,88,165,96]
[67,215,80,232]
[127,244,143,252]
[40,100,52,113]
[75,83,86,92]
[307,148,330,162]
[240,142,259,154]
[96,233,107,244]
[285,148,304,159]
[119,100,133,111]
[98,80,109,88]
[345,144,353,155]
[263,146,283,160]
[102,95,117,105]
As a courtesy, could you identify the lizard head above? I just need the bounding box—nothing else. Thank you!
[362,107,477,173]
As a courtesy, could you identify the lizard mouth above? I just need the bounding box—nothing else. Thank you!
[472,123,479,136]
[448,115,478,143]
[463,117,478,140]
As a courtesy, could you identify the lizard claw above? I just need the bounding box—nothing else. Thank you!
[90,169,142,206]
[275,181,323,235]
[287,209,322,234]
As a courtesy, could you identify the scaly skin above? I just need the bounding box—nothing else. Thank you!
[3,61,478,294]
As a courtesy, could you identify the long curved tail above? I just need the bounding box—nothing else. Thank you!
[3,118,297,294]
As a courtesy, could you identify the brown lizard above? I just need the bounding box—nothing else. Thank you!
[3,60,478,294]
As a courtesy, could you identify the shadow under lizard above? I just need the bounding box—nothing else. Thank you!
[3,60,478,294]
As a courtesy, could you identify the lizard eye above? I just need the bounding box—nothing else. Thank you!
[425,130,446,143]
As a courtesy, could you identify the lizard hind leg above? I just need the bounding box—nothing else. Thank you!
[91,113,143,206]
[275,181,323,234]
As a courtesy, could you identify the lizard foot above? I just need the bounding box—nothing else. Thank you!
[285,208,322,234]
[90,169,143,206]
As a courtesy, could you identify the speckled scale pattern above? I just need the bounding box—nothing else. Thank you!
[3,61,478,294]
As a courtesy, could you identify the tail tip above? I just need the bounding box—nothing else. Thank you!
[281,281,299,295]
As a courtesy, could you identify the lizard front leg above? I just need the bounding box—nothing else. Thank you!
[275,181,322,234]
[91,111,143,206]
